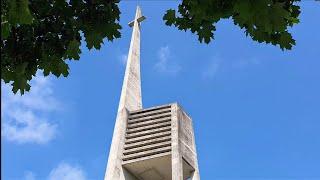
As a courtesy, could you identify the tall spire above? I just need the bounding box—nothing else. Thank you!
[104,6,146,180]
[105,7,200,180]
[118,6,146,112]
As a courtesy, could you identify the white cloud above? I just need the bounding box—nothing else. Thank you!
[2,109,57,144]
[202,57,221,79]
[24,171,36,180]
[22,162,86,180]
[1,72,60,144]
[154,46,181,75]
[231,57,261,69]
[201,56,262,80]
[118,54,128,66]
[48,162,86,180]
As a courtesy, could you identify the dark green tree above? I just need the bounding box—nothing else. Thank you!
[1,0,121,94]
[163,0,301,49]
[1,0,301,94]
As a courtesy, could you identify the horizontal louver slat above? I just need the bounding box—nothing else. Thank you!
[129,105,171,115]
[127,121,171,134]
[126,126,171,139]
[124,136,171,149]
[125,131,171,144]
[127,117,171,128]
[123,141,171,155]
[129,110,171,120]
[128,113,171,124]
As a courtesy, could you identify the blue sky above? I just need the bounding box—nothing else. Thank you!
[2,1,320,180]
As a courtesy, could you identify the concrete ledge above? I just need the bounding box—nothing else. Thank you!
[123,141,171,155]
[122,152,171,165]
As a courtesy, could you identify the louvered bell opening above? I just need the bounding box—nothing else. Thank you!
[122,105,172,163]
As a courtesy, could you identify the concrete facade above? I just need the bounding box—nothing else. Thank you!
[104,6,200,180]
[121,104,200,180]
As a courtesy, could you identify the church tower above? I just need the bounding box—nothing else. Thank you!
[104,6,200,180]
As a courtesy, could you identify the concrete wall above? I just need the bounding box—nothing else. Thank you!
[177,104,200,180]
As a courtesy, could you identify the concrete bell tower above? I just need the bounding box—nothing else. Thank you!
[104,6,200,180]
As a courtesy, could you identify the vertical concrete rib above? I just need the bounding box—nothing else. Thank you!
[171,103,183,180]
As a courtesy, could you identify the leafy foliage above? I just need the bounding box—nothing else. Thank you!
[1,0,121,94]
[163,0,301,49]
[1,0,303,94]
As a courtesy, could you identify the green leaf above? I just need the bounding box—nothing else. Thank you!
[15,62,28,74]
[84,31,103,50]
[66,39,81,60]
[197,22,215,44]
[1,23,11,39]
[279,31,295,50]
[8,0,33,24]
[1,17,11,39]
[56,60,69,77]
[269,2,290,32]
[103,23,121,41]
[12,76,31,95]
[1,69,14,83]
[163,9,176,26]
[39,54,69,77]
[234,0,251,20]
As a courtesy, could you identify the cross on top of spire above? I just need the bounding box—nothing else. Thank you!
[128,6,146,27]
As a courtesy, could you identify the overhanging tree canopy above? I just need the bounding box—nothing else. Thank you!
[1,0,301,94]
